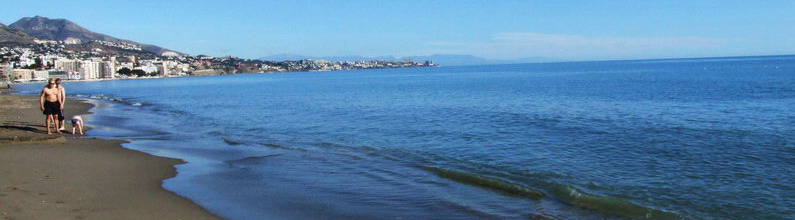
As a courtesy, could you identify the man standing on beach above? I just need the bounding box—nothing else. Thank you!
[40,79,62,134]
[55,78,66,131]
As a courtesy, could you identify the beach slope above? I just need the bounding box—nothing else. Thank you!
[0,94,220,220]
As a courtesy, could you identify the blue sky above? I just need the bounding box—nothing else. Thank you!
[2,0,794,60]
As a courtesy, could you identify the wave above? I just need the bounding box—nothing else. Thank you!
[209,136,682,219]
[76,94,144,107]
[223,138,244,146]
[256,142,308,152]
[550,184,680,220]
[77,94,216,125]
[225,154,284,167]
[422,166,680,219]
[421,166,545,200]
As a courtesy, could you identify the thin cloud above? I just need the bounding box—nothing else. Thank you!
[426,41,469,47]
[425,33,733,60]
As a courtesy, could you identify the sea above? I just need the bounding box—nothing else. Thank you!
[15,55,795,220]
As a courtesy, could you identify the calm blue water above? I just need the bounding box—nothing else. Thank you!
[16,56,795,219]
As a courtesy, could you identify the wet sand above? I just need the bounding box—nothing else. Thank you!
[0,94,221,220]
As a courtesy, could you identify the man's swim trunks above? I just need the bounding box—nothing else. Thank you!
[43,101,61,115]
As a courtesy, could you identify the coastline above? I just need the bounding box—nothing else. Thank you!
[0,94,221,219]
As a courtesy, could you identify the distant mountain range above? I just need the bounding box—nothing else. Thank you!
[259,53,557,66]
[0,16,177,55]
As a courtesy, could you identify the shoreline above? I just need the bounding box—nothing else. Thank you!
[0,94,221,219]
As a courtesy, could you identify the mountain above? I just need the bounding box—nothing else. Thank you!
[259,53,317,61]
[0,23,36,44]
[8,16,177,55]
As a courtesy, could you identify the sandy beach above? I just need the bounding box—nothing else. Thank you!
[0,93,220,220]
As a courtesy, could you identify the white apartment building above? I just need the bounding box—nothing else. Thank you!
[109,57,117,78]
[102,61,114,79]
[80,61,112,80]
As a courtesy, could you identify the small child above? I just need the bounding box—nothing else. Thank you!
[71,115,84,135]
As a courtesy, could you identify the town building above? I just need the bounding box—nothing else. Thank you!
[118,62,134,71]
[158,60,181,76]
[107,57,117,79]
[0,64,10,81]
[136,60,158,74]
[33,70,50,80]
[12,69,34,81]
[55,59,81,73]
[79,61,112,80]
[48,70,69,80]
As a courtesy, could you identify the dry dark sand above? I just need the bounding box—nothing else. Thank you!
[0,94,220,220]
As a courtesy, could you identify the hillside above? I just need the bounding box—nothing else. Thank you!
[0,24,36,44]
[8,16,177,55]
